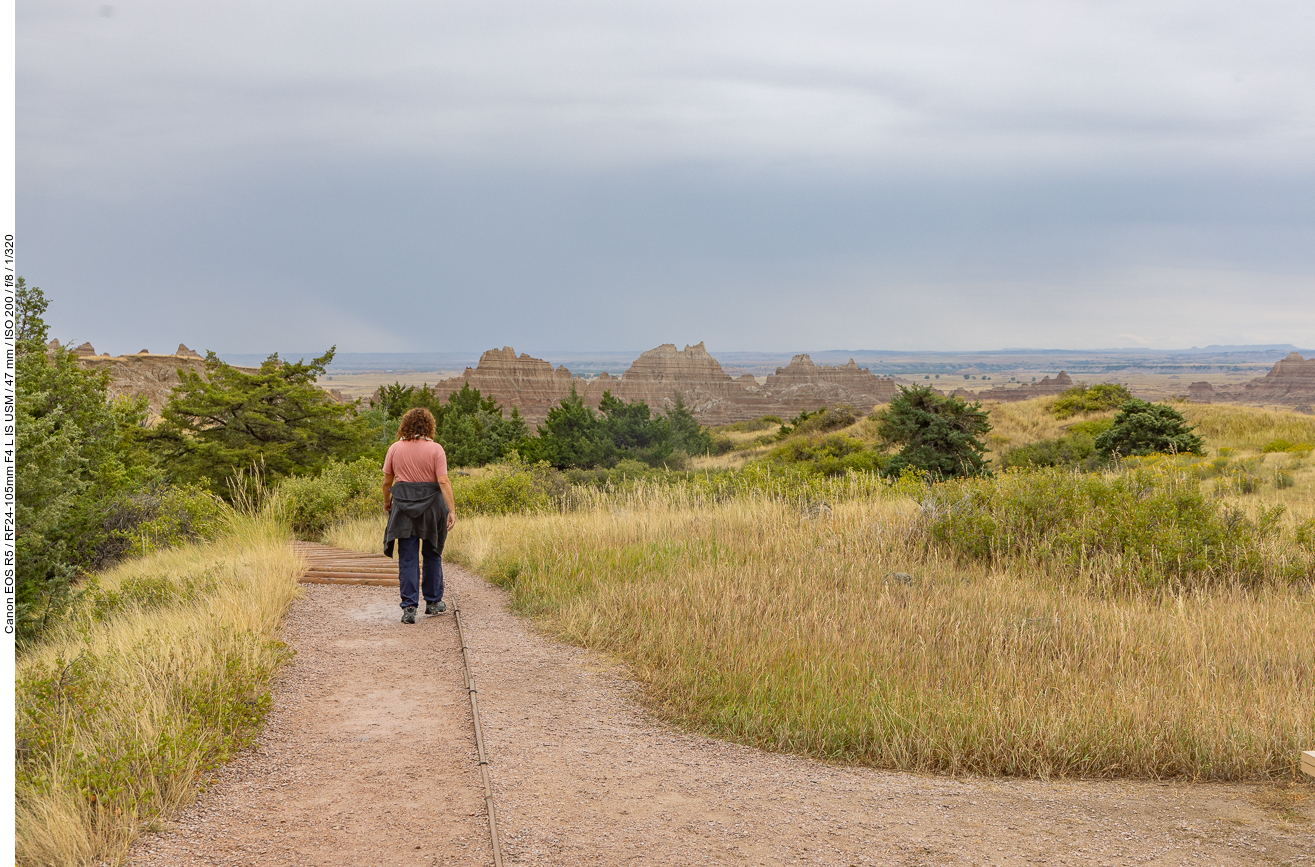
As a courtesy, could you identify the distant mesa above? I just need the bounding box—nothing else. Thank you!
[969,371,1074,403]
[75,342,98,357]
[176,343,203,359]
[1187,381,1215,403]
[1234,352,1315,404]
[424,343,901,425]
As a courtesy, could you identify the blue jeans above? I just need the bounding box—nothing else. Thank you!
[396,536,444,609]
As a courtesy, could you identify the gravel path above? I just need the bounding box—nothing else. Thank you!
[129,564,1313,866]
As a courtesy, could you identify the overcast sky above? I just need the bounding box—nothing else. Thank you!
[18,0,1315,355]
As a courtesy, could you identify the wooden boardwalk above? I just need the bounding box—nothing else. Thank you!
[292,541,397,586]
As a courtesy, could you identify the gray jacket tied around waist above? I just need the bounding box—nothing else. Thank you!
[383,481,449,558]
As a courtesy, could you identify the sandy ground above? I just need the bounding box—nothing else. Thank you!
[129,566,1314,867]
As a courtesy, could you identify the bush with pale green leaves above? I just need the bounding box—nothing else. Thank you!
[269,457,383,538]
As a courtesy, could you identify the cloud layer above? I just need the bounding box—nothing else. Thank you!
[18,0,1315,353]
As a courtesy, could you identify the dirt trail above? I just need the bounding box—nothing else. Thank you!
[130,565,1313,866]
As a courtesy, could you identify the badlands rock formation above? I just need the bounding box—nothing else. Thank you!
[1187,381,1216,403]
[759,354,900,418]
[78,351,211,413]
[1230,352,1315,405]
[583,343,756,425]
[430,347,590,424]
[429,343,901,426]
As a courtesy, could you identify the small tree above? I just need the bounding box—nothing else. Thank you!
[1094,399,1204,458]
[148,348,370,497]
[665,394,713,456]
[529,386,617,469]
[874,385,991,479]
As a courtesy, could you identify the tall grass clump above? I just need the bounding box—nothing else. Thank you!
[1183,404,1315,452]
[435,472,1313,782]
[925,466,1314,590]
[15,516,301,867]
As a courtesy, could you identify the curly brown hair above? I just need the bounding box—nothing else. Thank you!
[397,407,437,441]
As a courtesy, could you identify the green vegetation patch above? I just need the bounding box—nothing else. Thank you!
[1095,399,1204,459]
[454,479,1315,781]
[873,385,991,479]
[762,433,883,476]
[926,466,1312,590]
[1051,382,1133,419]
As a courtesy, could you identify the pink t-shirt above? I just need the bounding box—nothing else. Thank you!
[383,438,449,483]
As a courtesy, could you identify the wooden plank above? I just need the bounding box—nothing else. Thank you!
[1302,750,1315,779]
[301,562,394,569]
[302,570,397,580]
[298,576,396,586]
[301,563,394,570]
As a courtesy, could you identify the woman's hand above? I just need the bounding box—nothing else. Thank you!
[447,512,456,531]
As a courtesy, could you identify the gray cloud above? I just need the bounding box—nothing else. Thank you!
[18,0,1315,353]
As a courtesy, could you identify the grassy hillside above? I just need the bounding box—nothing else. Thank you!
[327,403,1315,781]
[15,518,300,867]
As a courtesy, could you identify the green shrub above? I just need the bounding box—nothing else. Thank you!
[269,457,383,538]
[998,433,1104,471]
[873,385,991,479]
[1095,400,1204,459]
[1066,418,1115,437]
[14,279,157,642]
[1052,383,1133,419]
[762,433,883,476]
[562,458,666,488]
[778,405,858,438]
[98,485,233,562]
[452,457,567,515]
[924,466,1314,589]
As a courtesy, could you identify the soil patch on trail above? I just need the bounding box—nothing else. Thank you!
[131,567,1313,866]
[128,584,489,867]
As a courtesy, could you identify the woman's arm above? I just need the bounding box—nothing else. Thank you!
[382,472,395,512]
[437,474,456,531]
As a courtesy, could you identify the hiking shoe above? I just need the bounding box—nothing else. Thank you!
[425,600,447,615]
[401,606,417,624]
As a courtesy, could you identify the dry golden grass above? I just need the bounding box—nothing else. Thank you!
[1183,404,1315,452]
[15,517,301,867]
[324,401,1315,782]
[330,480,1314,781]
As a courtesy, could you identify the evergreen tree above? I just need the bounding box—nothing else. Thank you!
[148,348,370,496]
[1094,399,1204,458]
[532,386,617,469]
[874,385,991,479]
[369,381,527,466]
[666,394,714,456]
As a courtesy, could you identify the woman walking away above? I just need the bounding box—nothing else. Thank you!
[382,407,457,624]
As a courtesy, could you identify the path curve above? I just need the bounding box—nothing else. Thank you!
[130,564,1313,866]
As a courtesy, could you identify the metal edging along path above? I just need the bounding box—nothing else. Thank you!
[294,542,505,867]
[454,599,506,867]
